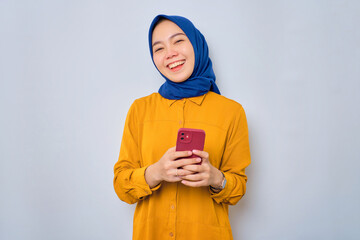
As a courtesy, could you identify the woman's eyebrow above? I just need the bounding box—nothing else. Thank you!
[152,33,186,47]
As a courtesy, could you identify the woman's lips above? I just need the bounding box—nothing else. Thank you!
[167,60,185,72]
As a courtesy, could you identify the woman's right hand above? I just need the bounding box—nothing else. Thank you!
[145,146,201,188]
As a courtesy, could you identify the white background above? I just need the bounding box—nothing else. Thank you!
[1,0,359,239]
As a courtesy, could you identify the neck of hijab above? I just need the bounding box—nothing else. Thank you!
[148,14,221,100]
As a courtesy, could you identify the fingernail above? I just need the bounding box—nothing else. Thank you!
[188,151,192,155]
[197,158,201,162]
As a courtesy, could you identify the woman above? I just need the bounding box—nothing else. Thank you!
[114,14,251,240]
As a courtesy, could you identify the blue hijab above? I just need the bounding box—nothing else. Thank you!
[148,14,221,100]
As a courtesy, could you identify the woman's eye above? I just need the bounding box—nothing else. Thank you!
[175,39,184,44]
[154,47,163,53]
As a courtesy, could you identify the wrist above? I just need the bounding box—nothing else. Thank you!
[210,170,225,190]
[150,162,162,182]
[145,163,162,188]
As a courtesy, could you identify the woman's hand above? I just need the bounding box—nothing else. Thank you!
[180,150,224,189]
[145,147,202,188]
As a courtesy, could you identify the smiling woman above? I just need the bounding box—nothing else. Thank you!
[148,15,220,100]
[113,14,251,240]
[151,20,195,83]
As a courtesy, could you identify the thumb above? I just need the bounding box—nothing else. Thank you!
[193,150,209,163]
[168,146,176,153]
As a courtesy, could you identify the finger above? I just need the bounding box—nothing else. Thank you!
[171,150,193,160]
[182,164,202,173]
[173,157,201,168]
[176,169,194,177]
[181,179,207,187]
[167,146,176,153]
[180,173,204,181]
[192,150,209,160]
[168,169,183,182]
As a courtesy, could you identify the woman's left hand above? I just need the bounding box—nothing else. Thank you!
[180,150,224,188]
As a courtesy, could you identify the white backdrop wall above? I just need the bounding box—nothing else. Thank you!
[1,0,359,239]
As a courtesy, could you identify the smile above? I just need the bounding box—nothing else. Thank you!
[167,60,185,69]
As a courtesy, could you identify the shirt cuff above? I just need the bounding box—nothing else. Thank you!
[132,166,162,199]
[209,171,233,204]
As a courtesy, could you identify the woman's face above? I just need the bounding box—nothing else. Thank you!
[152,20,195,83]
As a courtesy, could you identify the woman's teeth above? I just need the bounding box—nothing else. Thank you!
[168,61,185,69]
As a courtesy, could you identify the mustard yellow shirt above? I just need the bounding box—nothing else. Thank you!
[114,91,251,240]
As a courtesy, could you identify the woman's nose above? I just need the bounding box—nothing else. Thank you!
[166,47,178,59]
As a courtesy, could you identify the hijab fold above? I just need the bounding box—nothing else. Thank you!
[148,14,221,100]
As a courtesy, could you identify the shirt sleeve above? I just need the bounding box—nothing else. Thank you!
[113,101,161,204]
[210,104,251,205]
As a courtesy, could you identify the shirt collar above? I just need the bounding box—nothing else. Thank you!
[167,93,207,107]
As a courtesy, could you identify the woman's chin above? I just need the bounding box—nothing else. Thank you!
[167,77,188,83]
[165,72,192,83]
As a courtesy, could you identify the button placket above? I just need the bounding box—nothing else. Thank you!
[178,100,186,127]
[167,183,178,239]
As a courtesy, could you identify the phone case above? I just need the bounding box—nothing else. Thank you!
[176,128,206,163]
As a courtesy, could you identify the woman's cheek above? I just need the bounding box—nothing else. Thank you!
[154,55,164,68]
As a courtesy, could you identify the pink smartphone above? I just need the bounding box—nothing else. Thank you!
[176,128,206,163]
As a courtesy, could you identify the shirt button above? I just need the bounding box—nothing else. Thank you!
[169,232,174,237]
[171,205,175,210]
[179,120,182,125]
